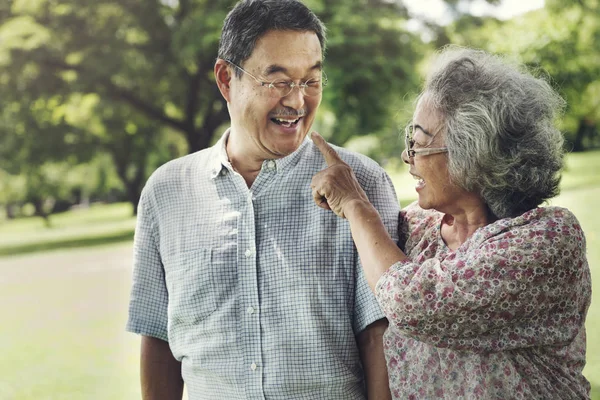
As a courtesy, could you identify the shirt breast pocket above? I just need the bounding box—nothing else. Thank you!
[165,249,218,326]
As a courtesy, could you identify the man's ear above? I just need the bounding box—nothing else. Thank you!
[215,59,233,102]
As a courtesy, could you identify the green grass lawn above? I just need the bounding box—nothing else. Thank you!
[0,150,598,399]
[0,203,136,256]
[0,244,140,399]
[554,186,600,397]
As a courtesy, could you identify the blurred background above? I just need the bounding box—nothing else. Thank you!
[0,0,598,398]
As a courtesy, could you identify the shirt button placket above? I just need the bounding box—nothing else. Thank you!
[240,190,263,398]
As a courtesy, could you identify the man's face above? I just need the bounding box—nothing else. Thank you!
[227,29,323,161]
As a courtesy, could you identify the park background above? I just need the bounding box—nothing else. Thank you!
[0,0,598,398]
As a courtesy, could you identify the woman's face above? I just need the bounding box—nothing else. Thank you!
[401,94,471,213]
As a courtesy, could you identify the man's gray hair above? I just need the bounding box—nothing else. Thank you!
[218,0,327,77]
[422,46,566,219]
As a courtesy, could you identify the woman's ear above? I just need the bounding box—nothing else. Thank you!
[214,59,232,102]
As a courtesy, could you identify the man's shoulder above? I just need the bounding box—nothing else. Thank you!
[145,147,215,191]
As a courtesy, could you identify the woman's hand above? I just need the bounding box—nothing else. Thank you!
[310,132,370,218]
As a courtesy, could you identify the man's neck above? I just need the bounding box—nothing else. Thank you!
[225,134,265,188]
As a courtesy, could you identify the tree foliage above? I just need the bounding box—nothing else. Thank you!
[0,0,427,216]
[0,0,233,215]
[444,0,600,151]
[2,0,598,221]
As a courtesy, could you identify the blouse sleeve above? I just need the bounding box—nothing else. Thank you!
[375,207,591,353]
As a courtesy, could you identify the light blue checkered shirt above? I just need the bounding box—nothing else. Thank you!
[127,130,399,400]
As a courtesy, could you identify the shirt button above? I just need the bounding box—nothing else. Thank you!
[244,248,254,258]
[267,160,276,170]
[250,363,257,371]
[247,306,255,315]
[220,169,228,176]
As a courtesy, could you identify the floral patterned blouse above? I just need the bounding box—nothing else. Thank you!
[375,203,591,399]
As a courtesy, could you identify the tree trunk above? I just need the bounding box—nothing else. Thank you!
[33,198,52,228]
[572,118,597,152]
[187,128,213,154]
[127,185,142,216]
[6,203,17,219]
[573,119,586,152]
[186,100,229,153]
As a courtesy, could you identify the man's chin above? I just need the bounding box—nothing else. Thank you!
[270,139,305,158]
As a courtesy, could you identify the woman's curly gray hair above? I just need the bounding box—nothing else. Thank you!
[421,46,566,219]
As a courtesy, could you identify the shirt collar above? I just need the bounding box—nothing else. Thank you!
[209,129,232,180]
[209,128,312,179]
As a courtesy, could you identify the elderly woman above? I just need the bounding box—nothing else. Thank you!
[311,47,591,399]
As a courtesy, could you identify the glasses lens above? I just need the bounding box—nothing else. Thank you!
[405,124,414,150]
[303,83,322,96]
[303,74,326,96]
[267,81,291,98]
[268,73,327,98]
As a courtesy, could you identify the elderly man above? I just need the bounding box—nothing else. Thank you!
[127,1,399,399]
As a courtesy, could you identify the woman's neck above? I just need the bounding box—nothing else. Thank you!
[439,198,492,251]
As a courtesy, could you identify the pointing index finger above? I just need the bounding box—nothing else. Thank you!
[311,132,343,166]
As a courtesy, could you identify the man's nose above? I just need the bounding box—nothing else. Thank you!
[280,85,306,109]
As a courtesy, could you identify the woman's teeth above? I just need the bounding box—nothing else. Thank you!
[412,174,425,187]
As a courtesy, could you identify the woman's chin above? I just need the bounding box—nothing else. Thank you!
[417,196,434,210]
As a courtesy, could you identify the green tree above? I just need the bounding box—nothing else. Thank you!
[1,0,233,152]
[0,0,213,214]
[444,0,600,151]
[0,0,430,212]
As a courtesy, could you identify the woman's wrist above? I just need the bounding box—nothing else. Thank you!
[344,198,379,221]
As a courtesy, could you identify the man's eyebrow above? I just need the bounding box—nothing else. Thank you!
[263,61,323,76]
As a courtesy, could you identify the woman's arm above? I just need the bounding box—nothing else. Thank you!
[344,199,407,291]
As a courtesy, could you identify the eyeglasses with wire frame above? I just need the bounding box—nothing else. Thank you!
[404,124,448,158]
[225,60,327,98]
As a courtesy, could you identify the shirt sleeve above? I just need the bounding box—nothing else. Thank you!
[353,169,400,333]
[126,183,169,341]
[374,208,591,352]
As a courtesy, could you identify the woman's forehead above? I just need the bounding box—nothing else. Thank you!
[414,94,445,138]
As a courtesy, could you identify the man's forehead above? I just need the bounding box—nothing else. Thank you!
[246,30,322,68]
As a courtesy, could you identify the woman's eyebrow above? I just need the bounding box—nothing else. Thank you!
[413,124,432,137]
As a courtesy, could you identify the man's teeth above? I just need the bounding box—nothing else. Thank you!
[273,117,300,126]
